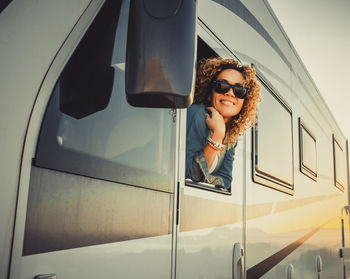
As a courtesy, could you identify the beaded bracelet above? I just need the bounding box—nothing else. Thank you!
[207,139,223,151]
[207,137,224,150]
[207,141,222,151]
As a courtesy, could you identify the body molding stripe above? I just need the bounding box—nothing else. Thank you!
[246,224,325,278]
[212,0,293,71]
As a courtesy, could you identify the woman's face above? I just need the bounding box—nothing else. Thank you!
[211,69,245,123]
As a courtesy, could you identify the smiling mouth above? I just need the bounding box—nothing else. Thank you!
[220,99,235,105]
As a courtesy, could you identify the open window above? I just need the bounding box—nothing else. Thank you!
[333,134,345,191]
[299,118,317,181]
[252,81,294,195]
[184,26,243,195]
[185,36,230,194]
[197,36,219,63]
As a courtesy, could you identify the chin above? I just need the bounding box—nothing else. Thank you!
[222,110,239,118]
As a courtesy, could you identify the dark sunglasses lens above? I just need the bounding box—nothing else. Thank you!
[213,80,248,98]
[233,86,247,99]
[214,80,230,93]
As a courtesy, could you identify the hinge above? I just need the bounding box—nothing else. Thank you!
[176,181,180,225]
[169,109,177,123]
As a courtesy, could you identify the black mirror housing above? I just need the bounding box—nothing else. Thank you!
[125,0,197,108]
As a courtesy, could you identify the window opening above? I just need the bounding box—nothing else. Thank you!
[299,118,317,181]
[252,82,294,195]
[333,134,345,191]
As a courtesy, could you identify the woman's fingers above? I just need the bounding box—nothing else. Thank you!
[206,107,222,120]
[205,107,226,138]
[206,106,217,114]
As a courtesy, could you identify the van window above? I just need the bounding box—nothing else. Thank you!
[299,119,317,180]
[253,83,294,195]
[0,0,12,13]
[333,135,345,191]
[184,35,236,195]
[34,0,176,193]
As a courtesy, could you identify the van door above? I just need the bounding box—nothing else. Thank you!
[176,23,246,279]
[10,1,177,278]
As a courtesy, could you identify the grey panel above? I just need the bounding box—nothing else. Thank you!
[234,50,293,93]
[23,167,173,255]
[180,194,242,232]
[212,0,292,71]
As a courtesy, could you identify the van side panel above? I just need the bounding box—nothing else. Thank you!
[0,0,92,276]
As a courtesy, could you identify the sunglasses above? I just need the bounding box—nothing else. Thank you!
[211,80,249,99]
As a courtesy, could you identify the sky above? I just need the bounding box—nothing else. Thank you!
[268,0,350,141]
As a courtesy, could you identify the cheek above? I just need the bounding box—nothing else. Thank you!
[211,93,219,104]
[237,99,244,111]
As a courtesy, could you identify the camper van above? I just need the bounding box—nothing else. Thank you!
[1,0,349,278]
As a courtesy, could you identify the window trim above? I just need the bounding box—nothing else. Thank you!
[333,134,345,192]
[185,179,231,195]
[252,75,294,195]
[183,26,243,195]
[33,0,177,193]
[299,118,317,181]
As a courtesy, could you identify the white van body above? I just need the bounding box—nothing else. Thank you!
[0,0,349,278]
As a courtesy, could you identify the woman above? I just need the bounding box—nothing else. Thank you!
[186,57,261,190]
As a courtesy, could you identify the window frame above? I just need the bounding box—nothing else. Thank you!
[298,118,317,181]
[185,179,231,195]
[252,76,294,195]
[33,0,177,193]
[333,134,345,192]
[184,21,243,195]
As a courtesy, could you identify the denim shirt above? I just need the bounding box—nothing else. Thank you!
[185,104,236,190]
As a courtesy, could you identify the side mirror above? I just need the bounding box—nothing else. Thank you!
[125,0,197,108]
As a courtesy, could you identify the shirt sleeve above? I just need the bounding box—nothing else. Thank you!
[185,105,208,182]
[213,145,236,190]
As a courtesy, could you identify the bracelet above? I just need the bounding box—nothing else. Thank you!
[207,141,222,151]
[207,137,224,150]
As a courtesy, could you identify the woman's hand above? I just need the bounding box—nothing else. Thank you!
[205,107,225,141]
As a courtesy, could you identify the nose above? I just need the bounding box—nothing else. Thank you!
[225,88,235,98]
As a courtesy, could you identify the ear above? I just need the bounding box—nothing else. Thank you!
[207,95,212,105]
[208,91,213,102]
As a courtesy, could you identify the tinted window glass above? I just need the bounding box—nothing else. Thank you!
[299,119,317,180]
[35,0,176,192]
[253,84,293,194]
[333,135,345,191]
[0,0,12,14]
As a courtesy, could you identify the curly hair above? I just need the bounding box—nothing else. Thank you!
[194,57,261,146]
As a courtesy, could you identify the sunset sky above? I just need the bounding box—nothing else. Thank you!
[268,0,350,141]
